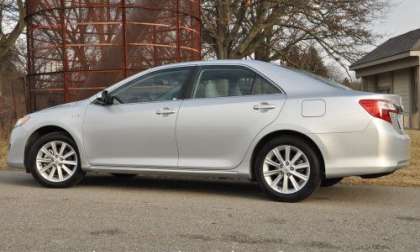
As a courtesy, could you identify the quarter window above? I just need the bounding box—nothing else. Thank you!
[193,68,280,99]
[112,69,191,104]
[253,76,280,95]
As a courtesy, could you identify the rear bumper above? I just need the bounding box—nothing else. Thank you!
[316,119,410,178]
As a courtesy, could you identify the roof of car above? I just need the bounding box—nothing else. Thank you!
[149,59,268,69]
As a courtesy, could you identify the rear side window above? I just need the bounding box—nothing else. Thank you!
[280,65,350,90]
[193,68,280,99]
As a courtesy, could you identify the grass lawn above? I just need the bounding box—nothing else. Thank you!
[0,138,7,170]
[0,131,419,187]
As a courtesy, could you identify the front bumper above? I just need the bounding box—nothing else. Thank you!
[7,126,28,169]
[318,119,410,178]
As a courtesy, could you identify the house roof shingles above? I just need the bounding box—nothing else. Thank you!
[352,28,420,68]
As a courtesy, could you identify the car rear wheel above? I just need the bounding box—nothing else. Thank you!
[255,136,321,202]
[321,177,343,187]
[29,132,84,188]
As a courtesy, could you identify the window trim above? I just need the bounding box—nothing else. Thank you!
[108,66,196,105]
[190,65,283,100]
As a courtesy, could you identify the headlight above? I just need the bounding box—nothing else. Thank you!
[15,115,30,127]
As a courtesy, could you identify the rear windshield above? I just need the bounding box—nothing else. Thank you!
[277,64,351,90]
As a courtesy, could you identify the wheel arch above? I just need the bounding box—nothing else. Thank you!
[250,130,326,181]
[24,125,77,173]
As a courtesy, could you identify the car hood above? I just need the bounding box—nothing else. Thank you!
[43,100,85,111]
[30,99,90,119]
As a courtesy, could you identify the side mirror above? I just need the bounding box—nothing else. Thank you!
[95,90,114,106]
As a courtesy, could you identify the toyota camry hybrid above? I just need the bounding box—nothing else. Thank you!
[7,60,410,202]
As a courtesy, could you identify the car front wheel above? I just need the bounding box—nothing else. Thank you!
[29,132,85,188]
[255,136,321,202]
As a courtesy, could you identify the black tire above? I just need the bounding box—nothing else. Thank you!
[28,132,85,188]
[111,173,137,178]
[255,136,321,202]
[321,177,343,187]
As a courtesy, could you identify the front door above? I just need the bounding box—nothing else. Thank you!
[83,67,194,168]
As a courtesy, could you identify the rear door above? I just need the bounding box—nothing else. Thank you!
[176,65,286,170]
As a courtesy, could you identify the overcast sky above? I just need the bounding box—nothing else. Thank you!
[371,0,420,46]
[342,0,420,78]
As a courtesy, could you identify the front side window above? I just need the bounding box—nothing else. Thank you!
[193,68,280,99]
[112,69,191,104]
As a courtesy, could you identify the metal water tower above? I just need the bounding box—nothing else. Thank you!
[26,0,201,111]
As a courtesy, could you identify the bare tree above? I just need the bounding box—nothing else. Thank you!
[0,0,26,134]
[202,0,387,70]
[284,45,329,77]
[0,0,25,64]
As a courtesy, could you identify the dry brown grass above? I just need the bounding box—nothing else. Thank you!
[343,130,420,187]
[0,138,8,170]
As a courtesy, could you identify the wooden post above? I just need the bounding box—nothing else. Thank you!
[414,65,420,129]
[361,77,367,91]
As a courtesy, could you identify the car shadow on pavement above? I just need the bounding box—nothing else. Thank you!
[80,175,402,204]
[80,174,267,200]
[0,170,400,204]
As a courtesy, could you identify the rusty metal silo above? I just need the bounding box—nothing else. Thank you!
[26,0,201,111]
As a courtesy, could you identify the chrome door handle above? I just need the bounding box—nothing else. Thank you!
[253,102,276,110]
[156,107,176,115]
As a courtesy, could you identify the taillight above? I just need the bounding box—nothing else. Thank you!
[359,99,399,123]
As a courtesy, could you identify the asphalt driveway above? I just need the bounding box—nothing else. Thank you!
[0,169,419,251]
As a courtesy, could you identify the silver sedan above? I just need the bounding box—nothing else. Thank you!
[7,60,410,202]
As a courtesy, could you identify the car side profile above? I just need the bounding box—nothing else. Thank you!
[7,60,410,202]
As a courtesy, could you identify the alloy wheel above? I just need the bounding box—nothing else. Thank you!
[36,140,78,183]
[263,145,311,194]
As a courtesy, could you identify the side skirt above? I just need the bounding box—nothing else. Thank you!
[83,165,250,180]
